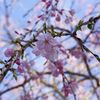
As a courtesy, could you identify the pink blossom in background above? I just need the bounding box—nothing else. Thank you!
[17,61,30,73]
[18,64,24,73]
[4,48,15,57]
[48,61,59,77]
[41,0,46,2]
[69,49,84,59]
[63,80,78,96]
[47,60,64,77]
[21,61,30,69]
[50,12,55,17]
[69,9,75,16]
[65,17,73,24]
[55,60,64,74]
[15,59,20,65]
[55,14,61,22]
[45,1,52,9]
[55,0,59,2]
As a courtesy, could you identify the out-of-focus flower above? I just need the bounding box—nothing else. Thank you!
[55,0,59,2]
[17,61,30,73]
[41,0,46,2]
[65,17,73,24]
[20,93,33,100]
[4,48,15,57]
[15,59,20,65]
[55,14,61,21]
[18,65,24,73]
[69,49,84,59]
[63,80,78,96]
[55,60,64,74]
[48,61,59,77]
[21,61,30,69]
[69,9,75,16]
[46,1,52,9]
[47,60,64,77]
[50,12,55,17]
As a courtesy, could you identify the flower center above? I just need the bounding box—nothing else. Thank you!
[44,39,49,44]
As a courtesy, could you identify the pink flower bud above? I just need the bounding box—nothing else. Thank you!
[50,12,55,17]
[15,59,20,65]
[18,65,24,73]
[55,14,61,21]
[46,1,52,9]
[69,9,75,16]
[55,0,59,2]
[41,0,46,2]
[4,48,15,57]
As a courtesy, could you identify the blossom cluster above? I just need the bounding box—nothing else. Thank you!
[4,48,30,73]
[38,0,75,24]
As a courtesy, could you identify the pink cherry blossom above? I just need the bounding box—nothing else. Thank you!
[50,12,55,17]
[21,61,30,69]
[36,33,58,51]
[70,49,84,59]
[33,33,60,61]
[55,0,59,2]
[18,65,24,73]
[41,0,46,2]
[45,1,52,9]
[15,59,20,65]
[47,60,64,77]
[17,61,30,73]
[63,80,77,96]
[55,60,64,74]
[65,17,73,24]
[55,14,61,21]
[4,48,15,57]
[69,9,75,16]
[32,47,41,56]
[48,61,59,77]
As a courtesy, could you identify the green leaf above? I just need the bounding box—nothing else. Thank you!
[78,20,83,26]
[93,54,100,62]
[13,71,17,81]
[87,22,93,29]
[43,23,46,33]
[50,25,60,36]
[76,20,83,31]
[0,60,5,64]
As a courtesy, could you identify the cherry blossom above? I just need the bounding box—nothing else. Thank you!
[48,61,59,77]
[18,64,24,73]
[17,61,30,73]
[69,9,75,16]
[21,61,30,69]
[63,80,77,96]
[47,60,64,77]
[15,59,20,65]
[69,49,84,59]
[41,0,46,2]
[55,14,61,22]
[4,48,15,57]
[33,33,60,61]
